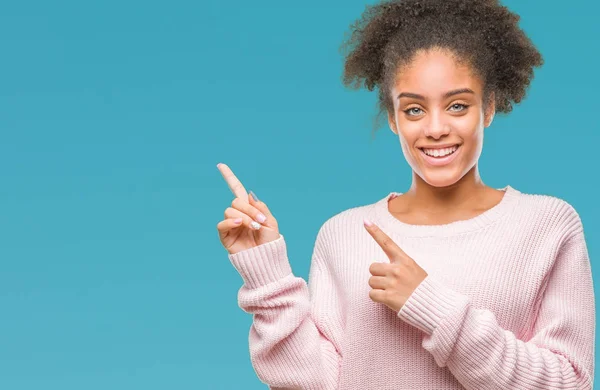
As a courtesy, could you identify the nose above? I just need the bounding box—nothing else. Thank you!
[423,111,451,139]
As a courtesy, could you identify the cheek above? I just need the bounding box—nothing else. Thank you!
[396,121,420,143]
[453,114,479,132]
[456,128,485,167]
[460,121,484,143]
[397,128,421,157]
[452,114,484,142]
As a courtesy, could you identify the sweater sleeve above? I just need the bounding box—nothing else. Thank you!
[396,230,595,390]
[228,225,343,390]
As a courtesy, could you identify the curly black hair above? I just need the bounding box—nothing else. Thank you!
[339,0,543,137]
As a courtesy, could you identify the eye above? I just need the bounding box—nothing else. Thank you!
[403,107,423,116]
[449,103,469,112]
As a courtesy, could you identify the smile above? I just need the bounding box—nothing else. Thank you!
[418,144,461,166]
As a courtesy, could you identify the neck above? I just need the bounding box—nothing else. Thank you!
[404,165,490,214]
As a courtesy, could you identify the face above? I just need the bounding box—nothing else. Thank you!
[387,48,495,188]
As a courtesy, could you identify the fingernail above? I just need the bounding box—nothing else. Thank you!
[256,213,267,223]
[233,218,242,224]
[249,190,259,202]
[250,221,261,230]
[363,218,373,227]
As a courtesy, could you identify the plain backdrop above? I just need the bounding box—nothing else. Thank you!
[1,0,598,388]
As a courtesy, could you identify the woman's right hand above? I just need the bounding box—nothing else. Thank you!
[216,163,281,255]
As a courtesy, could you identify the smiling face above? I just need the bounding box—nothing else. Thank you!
[387,48,495,188]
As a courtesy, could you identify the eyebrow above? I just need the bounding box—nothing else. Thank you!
[397,88,475,100]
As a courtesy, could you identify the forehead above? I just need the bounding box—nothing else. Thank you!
[393,48,483,95]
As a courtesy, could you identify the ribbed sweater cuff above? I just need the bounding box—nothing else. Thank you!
[227,234,292,289]
[397,275,469,336]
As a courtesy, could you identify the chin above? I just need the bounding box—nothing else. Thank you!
[425,178,461,188]
[419,171,464,188]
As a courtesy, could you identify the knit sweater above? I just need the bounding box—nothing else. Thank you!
[228,185,595,389]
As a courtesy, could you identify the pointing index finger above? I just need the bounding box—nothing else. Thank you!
[364,218,404,262]
[217,163,249,202]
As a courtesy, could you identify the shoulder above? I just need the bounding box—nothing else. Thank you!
[515,189,584,239]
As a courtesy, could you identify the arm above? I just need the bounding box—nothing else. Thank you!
[228,225,343,390]
[397,230,595,389]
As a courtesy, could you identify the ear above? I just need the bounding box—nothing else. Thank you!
[387,111,398,135]
[484,91,496,128]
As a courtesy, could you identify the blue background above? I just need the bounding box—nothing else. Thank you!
[1,0,598,388]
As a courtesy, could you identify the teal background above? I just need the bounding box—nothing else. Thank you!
[1,0,598,388]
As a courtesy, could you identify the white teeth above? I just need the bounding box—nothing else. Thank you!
[422,145,458,157]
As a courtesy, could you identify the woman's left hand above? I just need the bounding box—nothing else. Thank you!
[363,218,429,313]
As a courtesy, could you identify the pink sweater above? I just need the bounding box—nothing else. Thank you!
[228,185,595,389]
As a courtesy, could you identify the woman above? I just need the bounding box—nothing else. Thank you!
[216,0,595,388]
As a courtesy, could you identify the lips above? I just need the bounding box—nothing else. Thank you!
[419,143,460,150]
[418,144,461,167]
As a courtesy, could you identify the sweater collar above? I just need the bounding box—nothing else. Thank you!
[371,185,521,237]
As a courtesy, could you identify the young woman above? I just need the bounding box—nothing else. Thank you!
[216,0,595,388]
